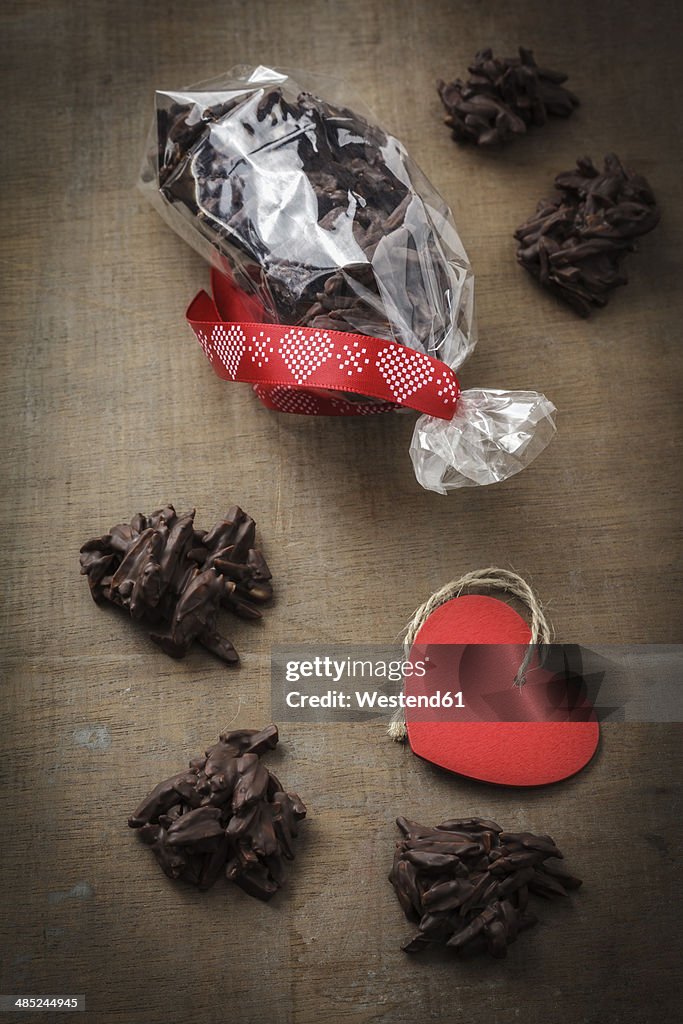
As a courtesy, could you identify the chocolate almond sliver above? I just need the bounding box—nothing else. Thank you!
[219,728,260,749]
[234,863,279,902]
[271,800,298,859]
[457,873,492,915]
[128,770,199,827]
[529,869,569,899]
[149,633,191,659]
[172,778,204,808]
[266,770,284,800]
[499,831,562,857]
[393,878,419,922]
[395,860,423,918]
[232,757,270,812]
[226,804,260,837]
[418,912,454,941]
[138,823,162,845]
[249,802,280,858]
[241,724,279,757]
[437,818,503,834]
[405,850,462,872]
[422,879,473,912]
[401,934,431,953]
[496,866,536,899]
[166,806,225,845]
[396,817,432,838]
[149,828,189,880]
[489,851,544,875]
[498,899,520,942]
[180,857,204,887]
[204,740,241,777]
[446,914,487,948]
[79,533,113,554]
[288,793,307,822]
[407,838,482,859]
[198,631,240,663]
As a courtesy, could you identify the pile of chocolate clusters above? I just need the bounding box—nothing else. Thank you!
[515,154,660,315]
[438,47,578,147]
[79,504,271,665]
[129,725,306,900]
[390,816,581,959]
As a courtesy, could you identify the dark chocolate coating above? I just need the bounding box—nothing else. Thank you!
[514,154,659,316]
[437,47,579,147]
[389,816,581,960]
[129,725,306,901]
[79,504,272,665]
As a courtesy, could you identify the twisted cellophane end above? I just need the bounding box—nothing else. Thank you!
[410,388,557,493]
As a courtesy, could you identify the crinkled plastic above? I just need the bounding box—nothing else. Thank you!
[140,65,555,492]
[410,389,557,492]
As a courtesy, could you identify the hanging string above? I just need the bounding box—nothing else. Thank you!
[388,567,553,742]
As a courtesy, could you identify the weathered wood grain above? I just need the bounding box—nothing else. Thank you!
[1,1,681,1021]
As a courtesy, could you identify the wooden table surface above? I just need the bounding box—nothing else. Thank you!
[1,1,681,1021]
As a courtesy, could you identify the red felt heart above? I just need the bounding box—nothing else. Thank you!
[405,595,599,786]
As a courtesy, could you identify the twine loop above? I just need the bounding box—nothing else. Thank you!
[389,567,552,741]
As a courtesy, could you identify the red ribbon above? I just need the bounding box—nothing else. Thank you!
[186,268,460,419]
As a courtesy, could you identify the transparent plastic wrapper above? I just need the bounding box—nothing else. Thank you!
[140,65,556,492]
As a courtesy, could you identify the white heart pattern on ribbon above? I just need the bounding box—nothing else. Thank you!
[280,328,335,385]
[212,324,246,380]
[263,386,321,415]
[376,345,434,403]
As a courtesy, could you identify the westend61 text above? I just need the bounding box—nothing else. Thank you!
[284,690,465,710]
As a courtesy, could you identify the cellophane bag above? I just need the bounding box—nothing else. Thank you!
[139,65,555,492]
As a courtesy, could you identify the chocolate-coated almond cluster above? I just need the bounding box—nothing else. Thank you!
[515,154,659,315]
[129,725,306,900]
[390,816,581,959]
[79,504,271,665]
[438,47,578,147]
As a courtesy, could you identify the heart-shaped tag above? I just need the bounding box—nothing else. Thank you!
[404,594,599,786]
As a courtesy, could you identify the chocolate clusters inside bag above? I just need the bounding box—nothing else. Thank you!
[129,725,306,900]
[148,73,470,364]
[141,68,559,494]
